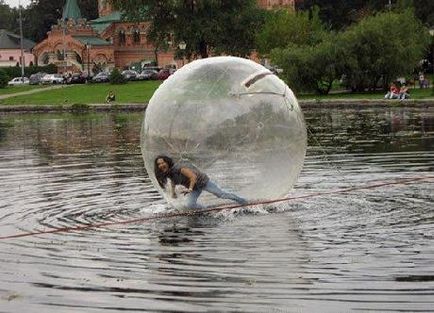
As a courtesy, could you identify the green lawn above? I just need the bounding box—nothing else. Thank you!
[0,80,162,105]
[0,85,48,96]
[1,79,433,105]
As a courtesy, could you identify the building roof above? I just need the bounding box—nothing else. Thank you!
[63,0,82,21]
[72,36,111,46]
[0,29,35,50]
[91,11,122,34]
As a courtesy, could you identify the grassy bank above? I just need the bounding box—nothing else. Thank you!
[0,81,162,105]
[299,87,434,100]
[0,85,48,96]
[1,79,433,105]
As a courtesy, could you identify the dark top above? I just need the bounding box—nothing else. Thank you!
[168,164,209,190]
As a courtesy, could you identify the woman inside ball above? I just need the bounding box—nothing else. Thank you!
[154,155,247,209]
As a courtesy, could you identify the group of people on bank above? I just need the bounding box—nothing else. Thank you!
[384,82,410,100]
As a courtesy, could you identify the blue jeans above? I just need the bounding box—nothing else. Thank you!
[186,180,247,209]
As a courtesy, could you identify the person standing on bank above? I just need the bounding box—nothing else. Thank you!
[154,155,247,208]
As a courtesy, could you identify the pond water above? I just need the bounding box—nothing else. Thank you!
[0,106,433,312]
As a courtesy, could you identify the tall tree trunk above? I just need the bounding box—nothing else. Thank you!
[199,40,208,58]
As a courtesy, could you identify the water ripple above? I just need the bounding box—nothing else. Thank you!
[0,109,433,312]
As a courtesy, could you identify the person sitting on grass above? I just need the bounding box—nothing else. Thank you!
[106,90,116,103]
[384,83,400,99]
[399,83,410,101]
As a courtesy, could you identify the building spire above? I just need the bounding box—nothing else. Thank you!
[62,0,82,21]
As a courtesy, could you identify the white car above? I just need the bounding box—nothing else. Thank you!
[41,74,65,84]
[8,77,29,86]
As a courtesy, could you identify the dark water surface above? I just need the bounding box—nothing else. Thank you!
[0,106,433,312]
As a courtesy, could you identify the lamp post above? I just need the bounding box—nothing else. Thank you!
[178,41,186,66]
[18,0,25,81]
[62,19,67,74]
[429,29,434,78]
[85,43,91,79]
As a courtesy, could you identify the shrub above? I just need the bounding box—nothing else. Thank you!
[70,103,90,113]
[109,68,126,84]
[0,69,9,88]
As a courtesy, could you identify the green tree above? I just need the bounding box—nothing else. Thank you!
[413,0,434,26]
[271,34,343,94]
[256,7,338,94]
[109,68,126,84]
[299,0,383,30]
[340,9,430,91]
[256,7,326,55]
[111,0,265,59]
[0,0,14,31]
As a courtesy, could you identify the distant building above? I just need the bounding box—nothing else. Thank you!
[0,29,35,68]
[33,0,176,74]
[33,0,298,74]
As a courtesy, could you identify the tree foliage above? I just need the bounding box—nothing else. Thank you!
[0,0,14,31]
[300,0,434,29]
[110,0,265,59]
[339,9,430,91]
[271,34,343,94]
[257,8,339,94]
[256,7,326,55]
[109,68,126,84]
[262,7,430,94]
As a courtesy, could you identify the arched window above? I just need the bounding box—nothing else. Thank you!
[41,53,49,65]
[118,29,126,46]
[133,28,140,44]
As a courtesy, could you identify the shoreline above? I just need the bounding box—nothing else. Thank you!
[0,99,433,113]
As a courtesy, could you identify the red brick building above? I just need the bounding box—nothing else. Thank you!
[33,0,297,74]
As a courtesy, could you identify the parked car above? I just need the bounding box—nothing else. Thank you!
[142,66,161,72]
[29,72,47,85]
[66,73,86,84]
[156,68,172,80]
[137,69,159,80]
[41,74,65,84]
[8,77,29,86]
[121,70,138,81]
[264,65,283,75]
[92,72,110,83]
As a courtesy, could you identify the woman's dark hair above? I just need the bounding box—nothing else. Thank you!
[154,155,174,188]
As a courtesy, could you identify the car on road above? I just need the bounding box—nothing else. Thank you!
[66,73,87,84]
[8,77,29,86]
[121,70,138,81]
[91,72,110,83]
[29,72,47,85]
[156,68,174,80]
[41,74,65,84]
[137,69,159,80]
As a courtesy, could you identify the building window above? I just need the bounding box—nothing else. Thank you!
[133,29,140,44]
[9,56,14,61]
[57,50,64,61]
[118,30,126,46]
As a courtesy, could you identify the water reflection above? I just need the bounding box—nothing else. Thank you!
[0,106,433,312]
